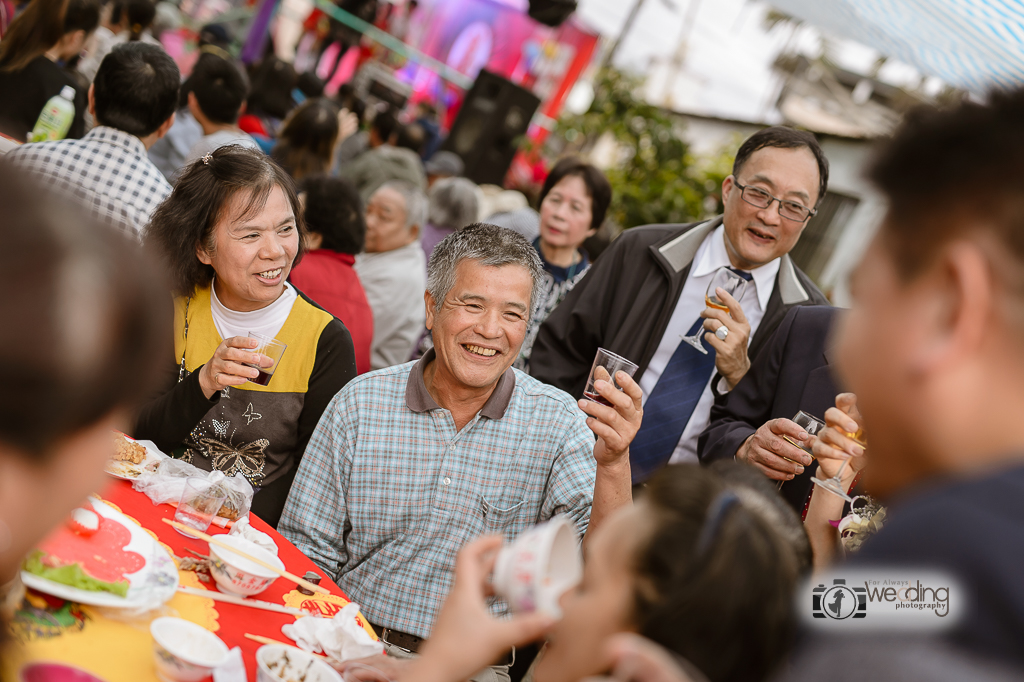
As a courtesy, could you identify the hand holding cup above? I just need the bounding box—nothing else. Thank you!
[198,336,273,399]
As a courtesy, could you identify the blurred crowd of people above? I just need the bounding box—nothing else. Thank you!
[3,1,1024,682]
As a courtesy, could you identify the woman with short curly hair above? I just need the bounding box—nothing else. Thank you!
[138,145,357,527]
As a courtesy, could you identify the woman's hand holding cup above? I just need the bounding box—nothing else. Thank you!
[197,336,272,399]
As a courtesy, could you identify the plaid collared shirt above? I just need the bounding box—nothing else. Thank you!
[279,350,597,638]
[6,126,171,236]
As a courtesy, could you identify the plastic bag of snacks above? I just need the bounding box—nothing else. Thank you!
[133,459,254,522]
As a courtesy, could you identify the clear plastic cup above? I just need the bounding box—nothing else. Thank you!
[583,348,639,406]
[173,477,227,535]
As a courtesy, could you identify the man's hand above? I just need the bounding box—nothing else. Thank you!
[811,393,867,481]
[336,655,413,680]
[736,418,813,481]
[702,288,751,389]
[397,537,554,682]
[578,367,643,469]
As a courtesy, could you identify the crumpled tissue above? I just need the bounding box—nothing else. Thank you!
[213,646,246,682]
[228,517,278,555]
[282,603,384,663]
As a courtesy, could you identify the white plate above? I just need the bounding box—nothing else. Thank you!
[21,496,179,609]
[105,435,166,480]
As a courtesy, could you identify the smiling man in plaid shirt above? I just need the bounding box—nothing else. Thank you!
[280,224,641,682]
[6,42,179,237]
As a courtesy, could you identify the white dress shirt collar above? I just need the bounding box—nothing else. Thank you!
[690,224,781,315]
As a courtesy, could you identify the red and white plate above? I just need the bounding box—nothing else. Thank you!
[21,497,178,609]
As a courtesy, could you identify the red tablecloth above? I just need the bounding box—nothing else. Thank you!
[6,478,374,681]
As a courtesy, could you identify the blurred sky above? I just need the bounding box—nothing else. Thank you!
[572,0,941,122]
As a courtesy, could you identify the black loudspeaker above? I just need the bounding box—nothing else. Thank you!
[442,71,541,186]
[528,0,577,26]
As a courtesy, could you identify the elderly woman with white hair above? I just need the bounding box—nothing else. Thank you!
[420,177,482,264]
[355,180,430,370]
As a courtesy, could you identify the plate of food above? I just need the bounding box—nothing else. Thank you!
[21,497,179,609]
[106,432,165,480]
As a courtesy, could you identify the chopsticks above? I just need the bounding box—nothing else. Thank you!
[177,585,316,617]
[244,633,329,659]
[162,518,330,595]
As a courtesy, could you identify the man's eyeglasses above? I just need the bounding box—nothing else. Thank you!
[734,181,816,222]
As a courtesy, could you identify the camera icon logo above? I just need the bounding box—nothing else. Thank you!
[813,578,867,619]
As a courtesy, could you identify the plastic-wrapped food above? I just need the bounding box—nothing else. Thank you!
[133,460,254,521]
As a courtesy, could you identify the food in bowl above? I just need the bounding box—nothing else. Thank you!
[256,644,342,682]
[208,535,284,597]
[150,617,229,682]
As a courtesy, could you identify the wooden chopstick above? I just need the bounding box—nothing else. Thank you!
[177,586,316,617]
[244,633,329,658]
[162,517,330,595]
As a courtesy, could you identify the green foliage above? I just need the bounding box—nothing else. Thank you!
[554,67,734,230]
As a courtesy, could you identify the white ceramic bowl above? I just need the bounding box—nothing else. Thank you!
[493,515,583,618]
[150,617,229,682]
[256,644,343,682]
[208,534,285,596]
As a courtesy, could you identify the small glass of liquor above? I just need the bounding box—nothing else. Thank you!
[777,410,826,490]
[583,348,638,407]
[246,332,288,387]
[680,266,749,355]
[173,477,227,535]
[782,411,826,459]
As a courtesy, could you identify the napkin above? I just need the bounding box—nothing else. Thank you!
[213,647,246,682]
[282,603,385,663]
[228,517,278,555]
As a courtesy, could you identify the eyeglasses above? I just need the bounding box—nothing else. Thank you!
[734,181,816,222]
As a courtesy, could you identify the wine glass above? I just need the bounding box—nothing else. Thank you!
[811,428,865,502]
[680,267,749,355]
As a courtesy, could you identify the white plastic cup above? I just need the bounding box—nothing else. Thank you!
[492,515,583,618]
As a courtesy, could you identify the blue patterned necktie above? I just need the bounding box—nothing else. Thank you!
[630,267,753,484]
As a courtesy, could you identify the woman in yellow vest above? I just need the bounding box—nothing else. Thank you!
[138,146,357,527]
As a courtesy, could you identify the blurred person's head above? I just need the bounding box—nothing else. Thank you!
[247,56,297,121]
[144,146,305,312]
[425,224,542,389]
[428,177,480,232]
[299,174,365,255]
[838,88,1024,499]
[535,463,804,682]
[120,0,155,41]
[0,0,100,71]
[425,150,464,188]
[364,180,427,254]
[368,108,398,148]
[0,159,170,584]
[186,53,248,128]
[394,122,426,155]
[538,156,611,256]
[720,126,829,271]
[271,98,339,181]
[91,42,179,146]
[296,70,325,100]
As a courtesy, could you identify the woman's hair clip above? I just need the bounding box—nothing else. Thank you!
[202,153,213,165]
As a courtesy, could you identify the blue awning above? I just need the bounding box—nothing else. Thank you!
[768,0,1024,94]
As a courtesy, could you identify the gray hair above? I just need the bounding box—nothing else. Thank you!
[378,180,428,231]
[427,223,544,319]
[428,177,480,231]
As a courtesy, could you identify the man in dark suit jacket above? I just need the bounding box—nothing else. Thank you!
[530,127,831,483]
[699,305,840,510]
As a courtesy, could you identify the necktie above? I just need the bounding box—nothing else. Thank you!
[630,267,753,484]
